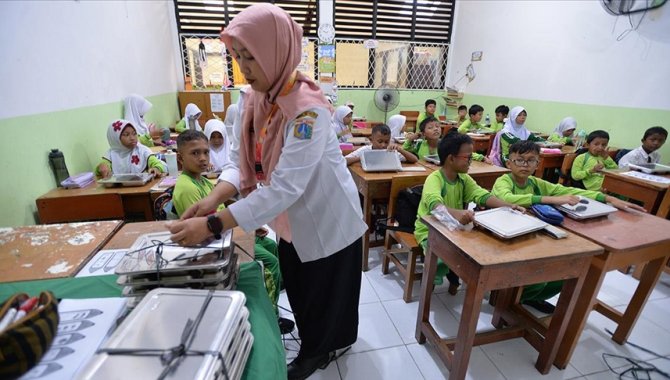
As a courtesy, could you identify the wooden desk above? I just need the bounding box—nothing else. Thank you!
[416,215,602,380]
[0,221,123,282]
[555,211,670,368]
[351,128,372,137]
[602,170,670,213]
[535,146,575,179]
[348,163,433,271]
[417,160,511,190]
[36,179,162,224]
[467,134,493,155]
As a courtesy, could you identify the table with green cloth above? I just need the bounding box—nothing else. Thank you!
[0,262,287,380]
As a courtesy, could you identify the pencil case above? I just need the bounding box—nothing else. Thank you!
[0,292,59,379]
[530,204,564,225]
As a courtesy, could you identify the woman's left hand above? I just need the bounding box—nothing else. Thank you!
[166,217,212,246]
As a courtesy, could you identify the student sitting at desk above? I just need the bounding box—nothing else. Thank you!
[203,119,231,172]
[497,106,545,166]
[457,104,468,125]
[331,105,353,143]
[345,124,417,165]
[458,104,492,134]
[416,99,437,128]
[175,103,203,133]
[571,130,618,191]
[123,94,164,147]
[387,114,406,140]
[491,140,645,312]
[415,129,524,291]
[490,105,509,132]
[95,120,166,179]
[406,116,491,163]
[547,117,577,145]
[618,126,667,169]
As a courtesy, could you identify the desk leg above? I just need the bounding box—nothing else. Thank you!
[450,273,487,380]
[361,190,372,271]
[535,160,546,177]
[415,244,438,344]
[612,256,665,344]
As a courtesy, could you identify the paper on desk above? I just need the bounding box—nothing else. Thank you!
[621,170,670,184]
[75,249,128,278]
[20,298,126,380]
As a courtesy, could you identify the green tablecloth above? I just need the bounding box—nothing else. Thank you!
[0,262,287,380]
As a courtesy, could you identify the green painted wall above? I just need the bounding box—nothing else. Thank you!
[0,93,179,227]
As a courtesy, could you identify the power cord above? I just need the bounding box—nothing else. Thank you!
[602,328,670,379]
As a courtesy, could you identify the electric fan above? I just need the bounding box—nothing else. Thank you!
[373,85,400,123]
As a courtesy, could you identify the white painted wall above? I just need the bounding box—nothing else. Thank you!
[0,0,181,119]
[447,0,670,110]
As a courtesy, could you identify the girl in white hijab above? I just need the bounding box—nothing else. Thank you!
[223,103,238,145]
[387,114,407,140]
[331,105,353,143]
[497,106,545,165]
[124,94,155,146]
[95,120,166,178]
[175,103,203,132]
[548,117,577,145]
[204,119,232,172]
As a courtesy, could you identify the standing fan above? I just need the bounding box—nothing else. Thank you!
[373,85,400,123]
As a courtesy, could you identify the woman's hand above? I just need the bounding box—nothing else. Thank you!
[181,196,219,219]
[166,217,212,246]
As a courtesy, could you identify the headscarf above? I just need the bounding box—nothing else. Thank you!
[553,117,577,136]
[204,119,231,171]
[331,105,353,143]
[387,114,407,139]
[220,3,331,241]
[123,94,152,137]
[181,103,203,132]
[103,120,154,174]
[501,106,530,140]
[223,103,238,144]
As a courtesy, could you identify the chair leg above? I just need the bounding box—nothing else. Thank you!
[403,249,419,303]
[381,233,392,274]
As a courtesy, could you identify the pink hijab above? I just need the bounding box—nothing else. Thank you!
[221,3,331,240]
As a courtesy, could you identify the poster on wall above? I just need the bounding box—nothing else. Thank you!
[318,44,336,74]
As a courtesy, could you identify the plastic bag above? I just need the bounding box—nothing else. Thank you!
[431,204,474,232]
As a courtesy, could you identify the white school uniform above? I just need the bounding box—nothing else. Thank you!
[219,107,367,262]
[618,146,661,168]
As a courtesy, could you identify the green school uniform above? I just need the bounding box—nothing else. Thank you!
[547,133,572,145]
[489,120,504,132]
[173,173,216,217]
[138,133,154,147]
[457,119,493,134]
[415,170,491,285]
[403,139,439,160]
[499,132,544,166]
[175,119,187,133]
[416,112,435,130]
[571,152,618,191]
[94,155,165,178]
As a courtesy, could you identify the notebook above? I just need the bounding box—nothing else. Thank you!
[98,173,154,187]
[556,196,617,220]
[360,150,402,172]
[474,208,547,239]
[628,163,670,174]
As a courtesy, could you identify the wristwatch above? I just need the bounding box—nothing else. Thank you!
[207,214,223,240]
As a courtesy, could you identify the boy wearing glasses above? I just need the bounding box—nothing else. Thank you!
[414,130,522,292]
[491,140,644,312]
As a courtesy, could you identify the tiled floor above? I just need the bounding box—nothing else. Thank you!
[278,248,670,380]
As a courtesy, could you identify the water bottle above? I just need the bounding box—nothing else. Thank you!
[48,149,70,187]
[485,114,491,127]
[575,130,587,148]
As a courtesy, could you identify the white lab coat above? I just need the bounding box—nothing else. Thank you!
[220,107,367,262]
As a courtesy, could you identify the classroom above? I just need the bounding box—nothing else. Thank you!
[1,1,669,379]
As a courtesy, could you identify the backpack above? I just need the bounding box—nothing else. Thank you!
[153,186,179,220]
[614,148,632,164]
[374,185,424,238]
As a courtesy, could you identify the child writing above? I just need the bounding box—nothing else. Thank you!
[618,126,668,168]
[95,120,166,179]
[497,106,544,166]
[490,105,508,132]
[571,130,618,191]
[457,104,492,134]
[456,105,468,124]
[175,103,203,133]
[548,117,577,145]
[331,105,353,143]
[416,99,437,129]
[345,124,417,165]
[415,130,524,290]
[203,119,231,172]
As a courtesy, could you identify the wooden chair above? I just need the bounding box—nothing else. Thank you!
[381,176,426,302]
[558,153,578,186]
[400,110,419,132]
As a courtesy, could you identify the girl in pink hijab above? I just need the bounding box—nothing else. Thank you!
[168,4,367,379]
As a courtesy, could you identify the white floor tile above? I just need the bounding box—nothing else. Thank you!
[382,295,459,345]
[359,273,380,305]
[337,346,423,380]
[306,360,342,380]
[349,302,404,353]
[597,271,668,307]
[435,291,498,333]
[406,343,506,380]
[639,298,670,333]
[480,338,582,380]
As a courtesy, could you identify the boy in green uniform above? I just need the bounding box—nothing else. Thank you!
[414,130,524,292]
[492,140,645,312]
[458,104,492,134]
[490,105,508,132]
[416,99,437,130]
[571,130,618,191]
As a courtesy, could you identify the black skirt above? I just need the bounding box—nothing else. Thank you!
[278,237,363,357]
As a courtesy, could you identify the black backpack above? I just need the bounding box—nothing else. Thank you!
[374,185,423,237]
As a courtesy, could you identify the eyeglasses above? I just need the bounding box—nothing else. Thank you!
[511,158,539,167]
[454,154,473,162]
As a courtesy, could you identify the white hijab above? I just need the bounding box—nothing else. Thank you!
[387,114,407,138]
[502,106,530,140]
[553,117,577,136]
[223,103,238,144]
[331,105,353,143]
[182,103,203,132]
[123,94,152,137]
[103,120,154,174]
[204,119,231,171]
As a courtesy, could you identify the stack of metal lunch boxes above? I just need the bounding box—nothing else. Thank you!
[115,230,238,306]
[75,288,253,380]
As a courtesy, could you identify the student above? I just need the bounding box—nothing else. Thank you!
[414,130,524,290]
[222,103,238,144]
[345,124,417,165]
[490,105,509,132]
[492,140,645,312]
[571,130,618,191]
[203,119,231,172]
[416,99,437,128]
[124,94,157,146]
[618,126,668,168]
[332,105,353,143]
[95,120,166,178]
[175,103,203,132]
[387,114,406,140]
[403,116,441,159]
[548,117,577,145]
[498,106,544,166]
[456,105,468,124]
[457,104,492,133]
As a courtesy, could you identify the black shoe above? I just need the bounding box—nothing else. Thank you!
[287,353,331,380]
[522,300,556,314]
[278,317,295,335]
